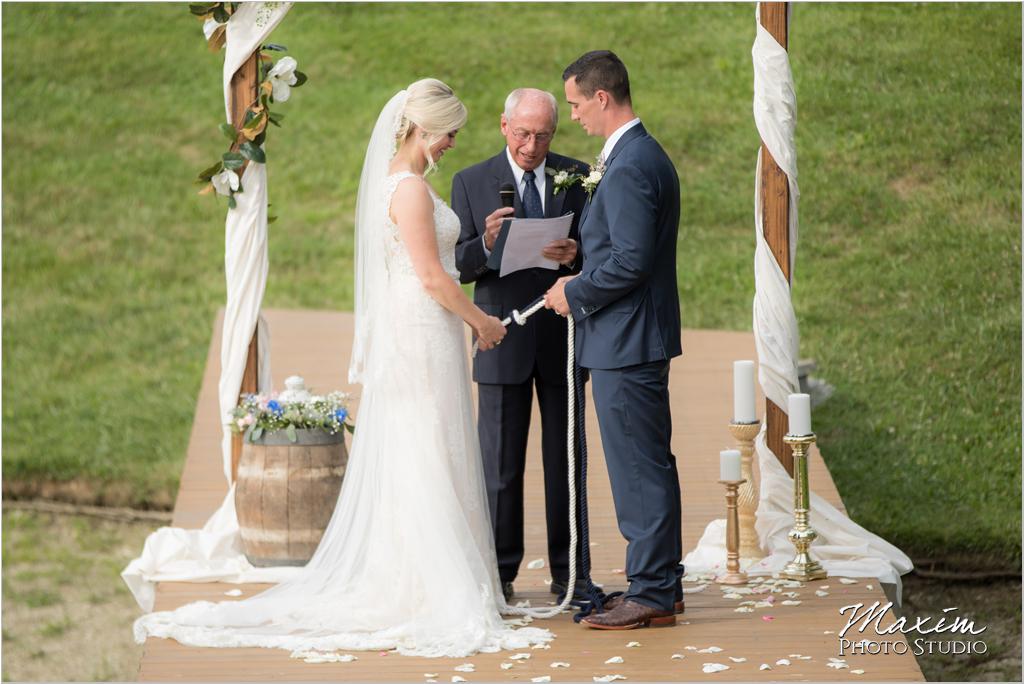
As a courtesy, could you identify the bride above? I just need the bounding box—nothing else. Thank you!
[133,79,554,657]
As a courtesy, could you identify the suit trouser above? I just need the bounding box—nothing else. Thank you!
[478,366,581,584]
[589,360,682,612]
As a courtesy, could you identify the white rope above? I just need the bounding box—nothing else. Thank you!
[488,303,579,620]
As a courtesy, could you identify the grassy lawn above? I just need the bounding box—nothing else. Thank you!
[2,4,1019,562]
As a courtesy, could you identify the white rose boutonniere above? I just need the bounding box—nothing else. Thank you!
[581,155,606,197]
[545,165,584,195]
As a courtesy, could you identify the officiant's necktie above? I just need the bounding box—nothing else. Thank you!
[523,169,544,219]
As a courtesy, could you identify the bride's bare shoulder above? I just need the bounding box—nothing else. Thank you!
[389,174,434,224]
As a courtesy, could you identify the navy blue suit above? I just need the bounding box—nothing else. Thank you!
[564,122,683,611]
[452,150,588,586]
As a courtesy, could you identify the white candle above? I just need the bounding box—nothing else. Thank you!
[720,449,742,482]
[788,393,812,435]
[733,360,756,423]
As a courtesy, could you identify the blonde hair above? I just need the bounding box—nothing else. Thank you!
[397,78,468,173]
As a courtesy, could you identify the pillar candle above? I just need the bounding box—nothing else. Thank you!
[720,449,742,482]
[788,393,812,435]
[733,360,756,423]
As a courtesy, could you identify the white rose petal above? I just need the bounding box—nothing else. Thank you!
[759,664,772,671]
[729,657,747,663]
[776,659,791,666]
[866,584,874,590]
[702,663,730,674]
[605,656,624,664]
[532,642,551,649]
[454,664,475,672]
[781,600,802,606]
[687,584,708,593]
[839,578,858,585]
[500,663,514,670]
[734,606,754,613]
[697,647,723,654]
[723,592,743,600]
[593,676,626,683]
[551,662,571,668]
[626,641,641,648]
[532,677,551,683]
[211,169,240,196]
[823,630,836,634]
[425,675,438,679]
[852,669,865,675]
[827,662,849,670]
[828,658,847,663]
[684,646,698,651]
[510,653,532,660]
[527,558,546,570]
[671,654,685,660]
[451,678,466,683]
[224,589,243,596]
[815,590,830,597]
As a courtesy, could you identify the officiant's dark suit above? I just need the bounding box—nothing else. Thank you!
[451,95,588,596]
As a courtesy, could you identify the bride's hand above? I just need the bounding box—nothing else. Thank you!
[475,315,507,351]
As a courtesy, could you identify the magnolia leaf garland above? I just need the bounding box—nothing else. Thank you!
[192,7,308,212]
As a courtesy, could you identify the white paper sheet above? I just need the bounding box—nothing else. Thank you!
[498,214,574,277]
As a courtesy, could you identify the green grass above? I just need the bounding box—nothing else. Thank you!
[2,4,1020,562]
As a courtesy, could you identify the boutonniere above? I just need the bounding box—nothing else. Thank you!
[581,155,606,197]
[545,165,584,195]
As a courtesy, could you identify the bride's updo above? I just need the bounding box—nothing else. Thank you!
[397,78,467,169]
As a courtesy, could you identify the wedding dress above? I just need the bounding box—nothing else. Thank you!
[133,92,553,658]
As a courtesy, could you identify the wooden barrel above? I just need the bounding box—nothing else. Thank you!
[235,428,348,567]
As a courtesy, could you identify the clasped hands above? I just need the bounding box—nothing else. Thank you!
[483,206,577,266]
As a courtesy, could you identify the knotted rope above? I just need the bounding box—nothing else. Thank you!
[477,296,611,621]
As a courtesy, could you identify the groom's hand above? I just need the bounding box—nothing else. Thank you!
[542,238,577,266]
[544,275,576,316]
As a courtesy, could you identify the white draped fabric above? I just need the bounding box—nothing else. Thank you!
[683,4,913,603]
[122,2,299,612]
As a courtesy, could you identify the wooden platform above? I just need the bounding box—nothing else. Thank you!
[137,308,923,681]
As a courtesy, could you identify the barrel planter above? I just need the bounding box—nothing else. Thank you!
[235,428,348,567]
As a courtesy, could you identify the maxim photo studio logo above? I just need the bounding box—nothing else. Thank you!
[837,601,988,657]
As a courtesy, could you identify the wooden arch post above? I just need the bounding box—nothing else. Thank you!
[758,2,795,477]
[229,51,261,483]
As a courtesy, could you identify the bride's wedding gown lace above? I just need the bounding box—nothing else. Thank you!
[133,173,553,657]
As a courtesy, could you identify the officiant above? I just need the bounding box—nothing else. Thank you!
[452,88,588,602]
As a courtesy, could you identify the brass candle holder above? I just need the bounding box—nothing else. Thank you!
[729,421,763,560]
[780,433,827,581]
[715,479,749,585]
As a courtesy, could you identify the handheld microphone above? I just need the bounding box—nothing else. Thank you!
[499,183,516,209]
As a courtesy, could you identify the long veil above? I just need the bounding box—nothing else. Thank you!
[348,90,409,385]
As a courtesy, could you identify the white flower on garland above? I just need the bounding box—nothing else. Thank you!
[211,168,240,197]
[267,56,299,102]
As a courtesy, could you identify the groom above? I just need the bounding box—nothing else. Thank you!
[545,50,684,629]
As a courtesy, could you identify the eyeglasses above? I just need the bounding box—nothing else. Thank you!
[510,128,554,144]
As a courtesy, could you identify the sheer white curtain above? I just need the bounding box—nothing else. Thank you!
[683,4,913,603]
[122,2,299,612]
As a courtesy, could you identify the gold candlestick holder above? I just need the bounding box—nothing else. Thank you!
[715,479,749,585]
[729,421,763,560]
[780,433,827,581]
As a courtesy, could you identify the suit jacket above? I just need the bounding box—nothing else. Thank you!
[564,123,682,370]
[452,150,588,385]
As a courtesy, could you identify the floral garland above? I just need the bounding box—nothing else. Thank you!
[191,3,308,211]
[231,391,355,443]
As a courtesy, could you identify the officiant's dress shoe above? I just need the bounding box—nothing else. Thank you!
[581,599,675,630]
[502,582,514,602]
[550,578,602,596]
[603,593,685,614]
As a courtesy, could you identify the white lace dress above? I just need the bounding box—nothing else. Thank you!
[133,173,553,657]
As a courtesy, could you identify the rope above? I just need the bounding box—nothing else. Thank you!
[481,297,608,621]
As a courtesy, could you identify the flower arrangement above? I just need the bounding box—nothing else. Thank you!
[230,391,354,443]
[191,4,308,212]
[545,164,585,195]
[581,155,606,196]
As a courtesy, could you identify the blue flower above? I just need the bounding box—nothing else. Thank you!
[334,408,348,423]
[267,399,283,414]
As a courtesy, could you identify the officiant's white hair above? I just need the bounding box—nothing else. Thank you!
[504,88,559,128]
[398,78,467,172]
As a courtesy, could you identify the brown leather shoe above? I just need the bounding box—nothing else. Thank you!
[581,599,676,630]
[604,594,685,615]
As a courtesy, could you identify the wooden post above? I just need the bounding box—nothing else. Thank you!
[229,50,261,483]
[758,2,794,477]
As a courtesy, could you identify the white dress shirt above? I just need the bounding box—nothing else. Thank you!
[600,117,641,163]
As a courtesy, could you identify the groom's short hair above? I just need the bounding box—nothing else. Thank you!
[562,50,631,105]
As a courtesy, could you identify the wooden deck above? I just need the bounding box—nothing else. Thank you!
[137,308,924,681]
